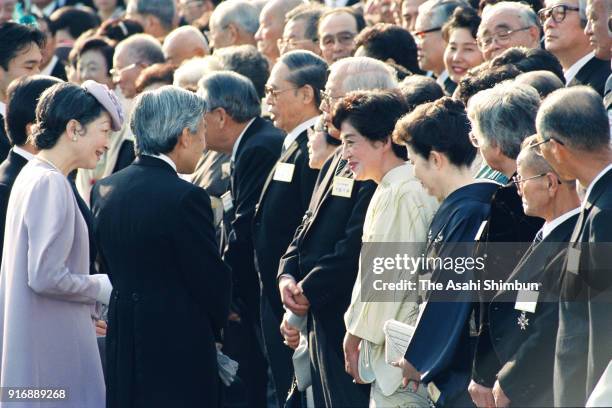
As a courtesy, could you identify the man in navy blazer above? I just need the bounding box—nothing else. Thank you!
[535,86,612,407]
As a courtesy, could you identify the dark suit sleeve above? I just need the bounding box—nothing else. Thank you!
[497,302,559,402]
[177,187,232,339]
[406,211,482,384]
[298,181,375,310]
[223,145,278,301]
[0,184,9,263]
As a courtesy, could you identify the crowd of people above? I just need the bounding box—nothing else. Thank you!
[0,0,611,407]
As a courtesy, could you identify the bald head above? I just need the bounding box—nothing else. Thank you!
[254,0,302,63]
[163,26,210,66]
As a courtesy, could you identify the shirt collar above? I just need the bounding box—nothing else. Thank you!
[436,70,449,87]
[542,207,581,239]
[380,162,413,186]
[40,55,59,77]
[231,117,256,163]
[13,146,35,161]
[145,153,177,172]
[0,101,5,117]
[564,51,595,84]
[284,116,318,150]
[582,163,612,210]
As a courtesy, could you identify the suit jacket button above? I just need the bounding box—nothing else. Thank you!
[132,293,139,301]
[494,337,501,343]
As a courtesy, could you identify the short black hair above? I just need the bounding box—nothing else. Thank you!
[76,37,115,78]
[455,63,521,105]
[394,97,477,167]
[399,75,444,111]
[33,82,105,150]
[442,6,480,41]
[281,50,328,107]
[332,90,408,160]
[96,18,144,45]
[355,23,421,75]
[515,70,564,98]
[49,6,101,39]
[489,47,565,84]
[0,22,46,71]
[286,3,326,41]
[5,75,63,146]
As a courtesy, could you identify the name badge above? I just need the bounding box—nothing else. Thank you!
[332,176,354,198]
[474,221,488,241]
[273,162,295,183]
[221,162,231,178]
[515,290,539,313]
[428,382,441,403]
[566,246,581,275]
[221,191,234,212]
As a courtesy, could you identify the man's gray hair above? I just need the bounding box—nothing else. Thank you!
[480,1,539,33]
[536,86,609,151]
[421,0,468,28]
[467,81,540,159]
[173,56,223,91]
[331,57,398,93]
[197,71,261,122]
[127,0,176,30]
[210,0,260,35]
[131,85,207,155]
[116,34,165,65]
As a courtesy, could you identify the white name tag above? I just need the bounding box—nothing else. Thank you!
[428,382,441,403]
[332,176,354,198]
[221,162,231,178]
[221,191,234,212]
[515,290,539,313]
[474,220,488,241]
[566,246,581,275]
[273,162,295,183]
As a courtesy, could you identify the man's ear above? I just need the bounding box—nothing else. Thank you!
[179,127,192,149]
[429,150,444,170]
[301,85,315,105]
[227,23,239,44]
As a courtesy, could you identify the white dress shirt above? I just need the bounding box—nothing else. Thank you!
[13,146,36,161]
[564,51,595,85]
[0,101,5,117]
[146,153,177,173]
[283,116,319,151]
[230,117,257,163]
[582,163,612,210]
[541,207,581,240]
[40,55,59,77]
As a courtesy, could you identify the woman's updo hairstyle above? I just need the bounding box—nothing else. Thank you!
[32,82,104,150]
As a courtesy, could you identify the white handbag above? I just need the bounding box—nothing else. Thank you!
[383,319,416,365]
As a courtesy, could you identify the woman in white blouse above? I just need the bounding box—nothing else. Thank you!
[334,90,438,407]
[0,80,123,408]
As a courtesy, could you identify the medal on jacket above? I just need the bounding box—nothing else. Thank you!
[517,311,529,330]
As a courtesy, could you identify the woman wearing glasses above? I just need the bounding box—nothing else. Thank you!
[484,135,580,408]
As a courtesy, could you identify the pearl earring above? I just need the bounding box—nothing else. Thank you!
[72,136,78,142]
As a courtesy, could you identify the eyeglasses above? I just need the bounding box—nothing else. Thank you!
[608,14,612,33]
[529,136,565,156]
[278,37,317,49]
[412,26,442,40]
[319,31,356,48]
[319,89,344,108]
[511,173,548,191]
[537,5,580,25]
[264,85,299,99]
[109,63,144,81]
[477,26,532,49]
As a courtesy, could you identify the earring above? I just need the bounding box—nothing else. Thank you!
[72,136,78,142]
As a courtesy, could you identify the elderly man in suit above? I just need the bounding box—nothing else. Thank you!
[91,86,232,408]
[534,86,612,407]
[486,135,580,408]
[198,71,284,408]
[253,50,327,408]
[277,56,397,408]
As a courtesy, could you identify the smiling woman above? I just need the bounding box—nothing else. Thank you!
[442,7,483,85]
[0,80,123,408]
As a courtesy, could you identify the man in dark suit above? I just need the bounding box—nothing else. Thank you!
[277,56,397,407]
[534,86,612,407]
[0,22,46,162]
[198,71,284,408]
[253,51,326,407]
[0,75,61,266]
[486,136,580,408]
[91,86,231,408]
